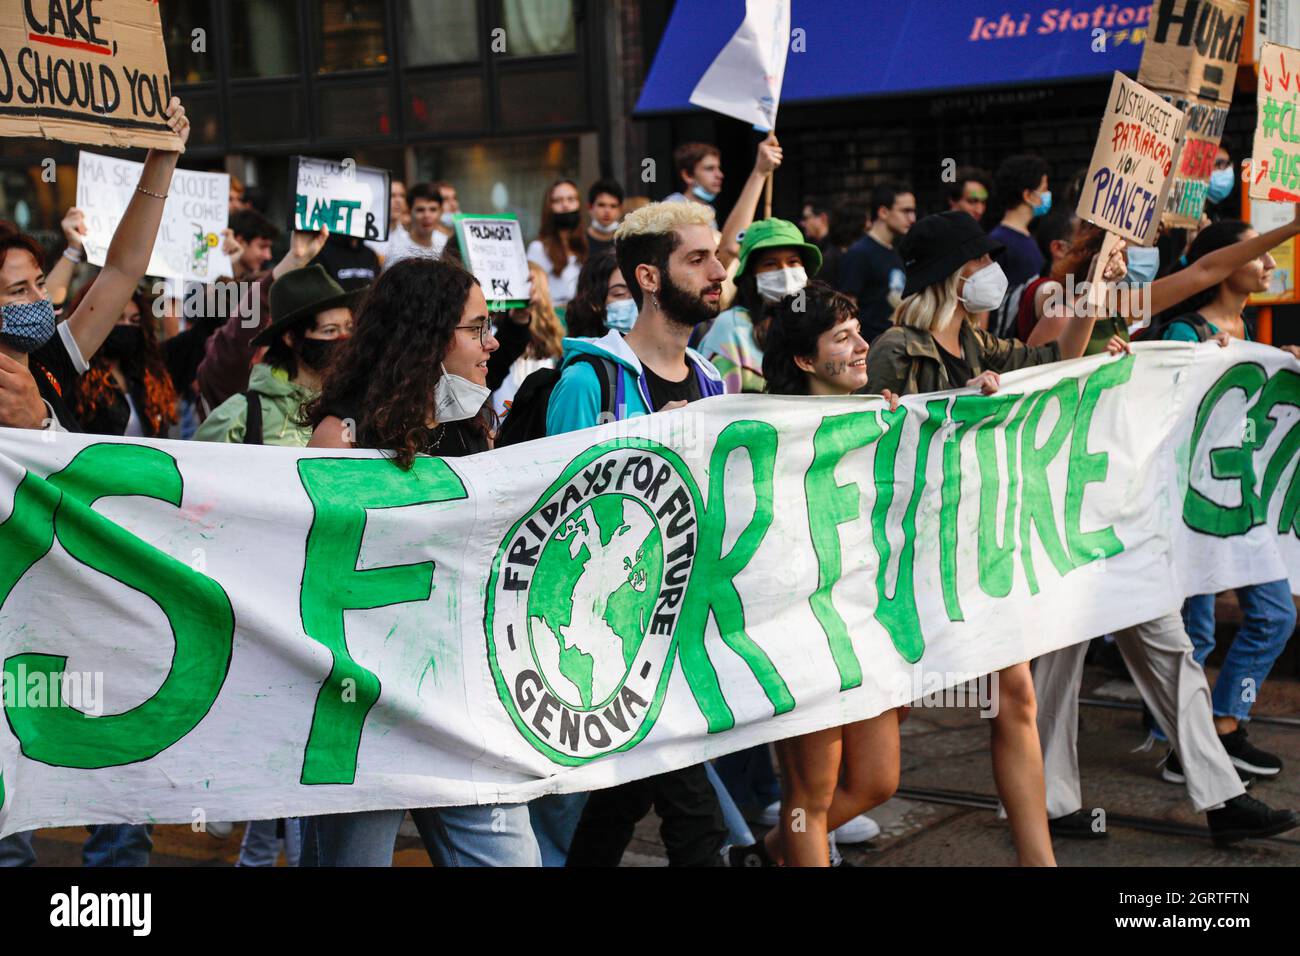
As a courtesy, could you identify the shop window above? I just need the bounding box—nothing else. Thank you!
[402,0,481,66]
[229,0,302,78]
[500,0,576,57]
[315,0,389,73]
[405,73,487,134]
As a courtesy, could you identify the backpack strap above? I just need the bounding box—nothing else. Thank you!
[243,390,264,445]
[570,354,620,421]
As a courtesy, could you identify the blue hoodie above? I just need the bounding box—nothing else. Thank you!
[545,330,725,436]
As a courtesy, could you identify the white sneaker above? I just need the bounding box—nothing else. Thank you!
[832,814,881,844]
[205,820,234,840]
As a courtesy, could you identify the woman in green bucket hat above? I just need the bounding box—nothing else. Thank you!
[697,217,821,393]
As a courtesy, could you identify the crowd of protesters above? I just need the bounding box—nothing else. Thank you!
[1,95,1298,868]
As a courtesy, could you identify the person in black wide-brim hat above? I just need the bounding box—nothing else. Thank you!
[866,210,1126,398]
[865,210,1130,868]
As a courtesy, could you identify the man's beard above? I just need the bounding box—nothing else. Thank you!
[658,269,721,329]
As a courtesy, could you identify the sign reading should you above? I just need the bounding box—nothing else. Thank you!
[1076,71,1186,246]
[452,214,531,310]
[1137,0,1248,229]
[77,150,232,283]
[1249,42,1300,204]
[290,156,390,241]
[0,0,183,150]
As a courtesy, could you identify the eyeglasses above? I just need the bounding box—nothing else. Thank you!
[456,322,492,347]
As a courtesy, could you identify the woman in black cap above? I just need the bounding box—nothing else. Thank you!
[866,211,1128,867]
[867,210,1126,398]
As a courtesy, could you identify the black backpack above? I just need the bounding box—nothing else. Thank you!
[496,355,619,448]
[1136,311,1213,343]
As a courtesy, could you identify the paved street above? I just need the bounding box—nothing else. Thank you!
[26,659,1300,867]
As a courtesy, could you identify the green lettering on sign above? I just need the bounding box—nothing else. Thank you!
[1183,362,1269,537]
[297,457,468,785]
[1065,357,1133,565]
[2,444,234,768]
[676,421,793,733]
[1019,380,1078,593]
[869,405,933,663]
[805,410,883,689]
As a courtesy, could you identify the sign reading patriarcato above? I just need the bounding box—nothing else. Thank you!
[1,343,1297,835]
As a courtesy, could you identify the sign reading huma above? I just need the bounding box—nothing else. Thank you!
[1,343,1298,835]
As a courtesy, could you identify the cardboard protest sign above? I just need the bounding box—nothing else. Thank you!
[1138,0,1245,228]
[452,214,531,310]
[0,0,183,151]
[1249,43,1300,204]
[1138,0,1247,103]
[1076,72,1186,246]
[290,156,390,241]
[77,150,232,283]
[1158,91,1231,227]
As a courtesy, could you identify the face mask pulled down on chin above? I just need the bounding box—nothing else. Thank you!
[434,363,490,424]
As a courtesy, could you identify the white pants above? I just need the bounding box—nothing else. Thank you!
[1033,612,1245,815]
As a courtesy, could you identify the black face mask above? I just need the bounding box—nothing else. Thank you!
[552,211,580,231]
[297,337,342,373]
[100,324,144,361]
[658,269,721,329]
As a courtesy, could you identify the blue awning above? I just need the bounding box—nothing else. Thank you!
[635,0,1149,115]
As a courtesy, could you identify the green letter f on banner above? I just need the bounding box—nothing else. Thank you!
[297,458,467,785]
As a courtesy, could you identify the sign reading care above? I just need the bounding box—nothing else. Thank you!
[0,0,183,150]
[1,343,1298,833]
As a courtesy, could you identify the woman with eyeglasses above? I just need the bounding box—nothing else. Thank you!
[301,256,542,866]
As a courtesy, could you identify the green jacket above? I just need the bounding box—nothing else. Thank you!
[866,322,1061,396]
[194,363,316,447]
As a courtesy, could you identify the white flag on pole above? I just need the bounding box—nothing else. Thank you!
[688,0,791,131]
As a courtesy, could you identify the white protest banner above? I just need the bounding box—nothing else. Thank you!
[688,0,790,131]
[452,213,531,309]
[1249,43,1300,203]
[0,0,183,151]
[76,150,232,283]
[1,343,1298,836]
[290,156,390,241]
[1077,72,1186,246]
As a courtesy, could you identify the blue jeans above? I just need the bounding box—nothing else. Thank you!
[301,804,540,867]
[1183,579,1297,722]
[237,818,302,867]
[1,826,155,867]
[528,793,588,867]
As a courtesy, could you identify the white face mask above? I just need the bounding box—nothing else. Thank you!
[957,262,1008,312]
[755,266,808,304]
[434,363,490,423]
[591,218,620,235]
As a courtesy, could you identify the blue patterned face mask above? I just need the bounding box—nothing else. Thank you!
[604,297,638,332]
[0,298,56,353]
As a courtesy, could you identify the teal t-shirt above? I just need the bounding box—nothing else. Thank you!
[1162,317,1253,342]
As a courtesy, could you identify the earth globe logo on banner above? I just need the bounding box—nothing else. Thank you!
[485,439,702,764]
